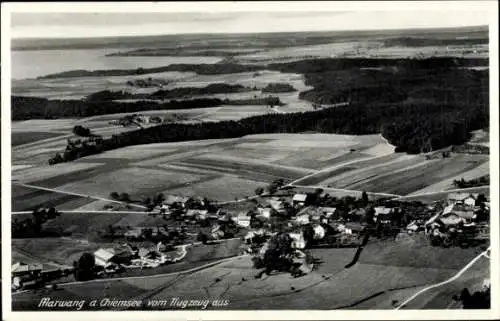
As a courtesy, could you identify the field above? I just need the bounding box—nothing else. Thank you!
[292,152,488,196]
[12,129,488,210]
[12,131,65,147]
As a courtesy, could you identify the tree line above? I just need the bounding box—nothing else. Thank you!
[12,94,282,120]
[47,95,488,165]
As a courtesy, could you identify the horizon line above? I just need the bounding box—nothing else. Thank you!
[11,24,489,41]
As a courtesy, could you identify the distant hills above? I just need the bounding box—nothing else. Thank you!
[11,25,488,51]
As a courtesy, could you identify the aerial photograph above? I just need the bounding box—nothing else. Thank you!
[6,2,494,313]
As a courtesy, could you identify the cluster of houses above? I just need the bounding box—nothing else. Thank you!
[93,242,187,273]
[109,114,164,127]
[11,262,74,291]
[12,189,489,290]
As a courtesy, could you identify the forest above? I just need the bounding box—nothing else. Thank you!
[11,94,282,120]
[48,97,488,165]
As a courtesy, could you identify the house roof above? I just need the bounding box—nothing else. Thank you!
[374,207,393,215]
[448,193,479,201]
[186,209,208,216]
[293,194,308,202]
[164,195,190,205]
[94,248,116,262]
[319,207,336,213]
[442,204,475,219]
[12,262,43,273]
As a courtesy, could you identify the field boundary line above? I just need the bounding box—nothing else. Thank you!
[395,185,490,200]
[11,210,151,215]
[286,153,394,187]
[394,246,491,310]
[13,182,147,209]
[290,184,401,198]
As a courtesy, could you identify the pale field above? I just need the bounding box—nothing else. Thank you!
[352,154,489,195]
[236,42,367,61]
[235,42,488,62]
[407,161,490,195]
[12,162,104,183]
[12,119,77,132]
[83,146,179,160]
[318,154,424,187]
[163,176,265,201]
[11,71,197,99]
[55,167,205,198]
[194,153,315,174]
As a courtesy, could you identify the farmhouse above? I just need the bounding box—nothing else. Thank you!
[11,262,43,277]
[94,248,121,269]
[185,209,209,220]
[11,262,43,290]
[289,232,307,249]
[233,214,251,227]
[374,207,395,223]
[292,193,309,206]
[257,206,275,219]
[318,207,337,219]
[164,195,190,208]
[447,193,479,207]
[439,203,476,225]
[293,213,310,225]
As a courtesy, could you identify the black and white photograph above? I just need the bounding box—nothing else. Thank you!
[1,1,498,318]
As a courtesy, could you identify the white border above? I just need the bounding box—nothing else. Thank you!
[1,1,499,320]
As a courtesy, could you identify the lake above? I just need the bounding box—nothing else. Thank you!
[11,48,222,80]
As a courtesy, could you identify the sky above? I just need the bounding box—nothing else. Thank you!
[8,3,491,39]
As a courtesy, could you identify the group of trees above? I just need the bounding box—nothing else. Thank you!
[453,175,490,189]
[12,207,61,238]
[72,125,92,137]
[110,192,131,203]
[38,63,264,80]
[13,93,283,121]
[73,253,95,281]
[261,83,297,93]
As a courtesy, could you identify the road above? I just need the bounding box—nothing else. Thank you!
[13,182,147,209]
[12,210,151,215]
[394,246,491,310]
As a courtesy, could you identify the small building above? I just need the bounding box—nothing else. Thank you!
[12,262,43,277]
[292,194,309,206]
[186,209,208,220]
[447,193,479,207]
[257,206,275,219]
[312,224,326,240]
[318,207,337,219]
[289,232,306,249]
[233,214,251,228]
[164,195,190,208]
[374,207,395,224]
[440,203,475,225]
[293,214,310,225]
[94,248,118,268]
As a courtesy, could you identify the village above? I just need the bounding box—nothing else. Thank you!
[11,178,490,292]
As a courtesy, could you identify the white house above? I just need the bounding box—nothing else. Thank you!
[293,214,310,225]
[289,232,306,249]
[447,193,479,207]
[94,248,117,268]
[233,214,251,228]
[319,207,337,218]
[292,194,309,206]
[257,206,274,219]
